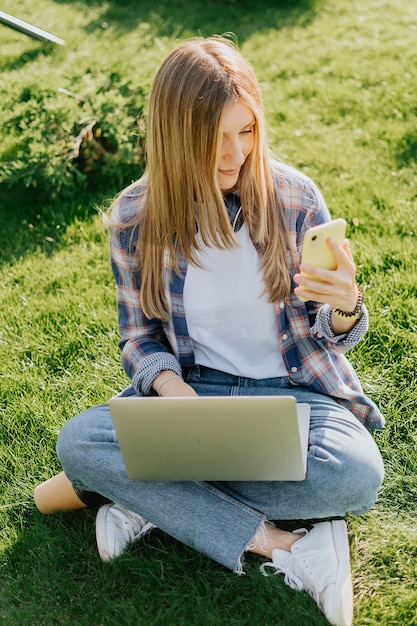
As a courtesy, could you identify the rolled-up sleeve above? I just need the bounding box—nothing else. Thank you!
[109,191,181,394]
[311,304,369,352]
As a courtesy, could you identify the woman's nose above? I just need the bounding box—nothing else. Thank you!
[224,138,245,165]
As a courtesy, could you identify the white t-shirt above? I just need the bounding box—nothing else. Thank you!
[183,224,287,379]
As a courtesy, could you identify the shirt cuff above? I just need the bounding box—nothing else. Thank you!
[312,304,368,347]
[131,352,183,395]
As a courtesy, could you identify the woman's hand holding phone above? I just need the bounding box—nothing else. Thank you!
[293,219,361,333]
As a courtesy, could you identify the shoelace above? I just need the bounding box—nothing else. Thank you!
[133,520,155,541]
[119,512,155,541]
[261,546,324,603]
[261,558,304,592]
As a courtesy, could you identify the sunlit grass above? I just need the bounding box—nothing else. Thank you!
[1,0,416,624]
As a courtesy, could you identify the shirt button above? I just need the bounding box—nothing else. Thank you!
[282,333,288,341]
[279,302,285,309]
[291,367,298,373]
[316,333,323,339]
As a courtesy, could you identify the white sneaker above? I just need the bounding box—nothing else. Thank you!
[261,520,353,626]
[95,503,155,562]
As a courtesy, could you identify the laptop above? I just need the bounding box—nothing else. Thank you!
[109,395,310,481]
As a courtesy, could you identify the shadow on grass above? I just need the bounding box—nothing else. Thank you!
[52,0,320,39]
[395,129,417,168]
[2,44,59,73]
[0,506,329,626]
[0,185,113,269]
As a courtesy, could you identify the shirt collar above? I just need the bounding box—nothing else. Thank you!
[224,191,243,232]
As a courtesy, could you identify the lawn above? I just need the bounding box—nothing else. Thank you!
[1,0,416,624]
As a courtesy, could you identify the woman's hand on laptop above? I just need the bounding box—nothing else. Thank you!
[154,371,198,397]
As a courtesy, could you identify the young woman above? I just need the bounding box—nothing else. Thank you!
[36,37,384,626]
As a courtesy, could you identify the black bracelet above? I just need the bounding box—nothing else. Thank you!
[332,287,364,320]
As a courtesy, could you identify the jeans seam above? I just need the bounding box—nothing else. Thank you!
[198,481,265,521]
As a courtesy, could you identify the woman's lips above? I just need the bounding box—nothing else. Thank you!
[219,168,240,176]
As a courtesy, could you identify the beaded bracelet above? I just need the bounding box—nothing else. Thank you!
[332,286,364,320]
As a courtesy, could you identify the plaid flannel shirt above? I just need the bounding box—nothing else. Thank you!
[110,162,384,430]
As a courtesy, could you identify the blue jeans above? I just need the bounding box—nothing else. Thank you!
[56,366,384,572]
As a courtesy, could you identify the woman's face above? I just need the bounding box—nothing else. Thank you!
[217,100,255,192]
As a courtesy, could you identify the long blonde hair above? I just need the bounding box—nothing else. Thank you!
[112,36,291,320]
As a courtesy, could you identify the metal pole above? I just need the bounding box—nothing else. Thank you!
[0,10,65,45]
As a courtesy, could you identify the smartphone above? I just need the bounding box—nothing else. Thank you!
[298,218,347,301]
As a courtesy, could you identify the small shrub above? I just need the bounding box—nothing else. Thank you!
[0,72,147,204]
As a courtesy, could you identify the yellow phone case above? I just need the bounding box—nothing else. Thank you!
[299,218,347,301]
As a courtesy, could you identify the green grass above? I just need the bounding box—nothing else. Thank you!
[1,0,417,624]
